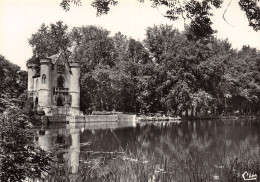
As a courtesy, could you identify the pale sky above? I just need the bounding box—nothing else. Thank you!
[0,0,259,70]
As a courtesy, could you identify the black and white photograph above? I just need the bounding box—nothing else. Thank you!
[0,0,260,181]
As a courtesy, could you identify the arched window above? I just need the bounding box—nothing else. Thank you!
[57,76,64,88]
[42,74,46,84]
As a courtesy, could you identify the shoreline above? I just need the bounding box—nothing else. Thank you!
[137,114,259,123]
[182,115,258,120]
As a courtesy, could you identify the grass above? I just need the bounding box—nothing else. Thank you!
[32,139,260,182]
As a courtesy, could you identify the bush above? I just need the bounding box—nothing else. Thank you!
[0,107,52,181]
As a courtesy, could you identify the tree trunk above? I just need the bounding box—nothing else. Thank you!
[191,106,194,117]
[100,97,104,111]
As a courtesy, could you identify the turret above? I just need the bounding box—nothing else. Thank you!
[38,58,52,107]
[69,62,80,108]
[27,63,37,97]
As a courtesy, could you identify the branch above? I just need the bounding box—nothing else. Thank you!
[177,0,187,28]
[223,0,234,27]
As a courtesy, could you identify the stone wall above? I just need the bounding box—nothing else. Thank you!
[84,115,118,122]
[84,114,136,123]
[47,116,67,123]
[46,114,137,125]
[118,114,136,122]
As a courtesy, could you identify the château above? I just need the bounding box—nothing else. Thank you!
[27,51,80,115]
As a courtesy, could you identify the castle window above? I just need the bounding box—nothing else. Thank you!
[42,74,46,84]
[57,97,63,106]
[35,97,38,108]
[57,76,64,88]
[36,79,38,91]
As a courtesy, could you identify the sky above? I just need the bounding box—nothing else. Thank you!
[0,0,259,70]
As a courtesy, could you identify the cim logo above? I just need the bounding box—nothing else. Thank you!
[242,171,257,181]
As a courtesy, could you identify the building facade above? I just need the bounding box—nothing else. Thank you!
[27,52,80,115]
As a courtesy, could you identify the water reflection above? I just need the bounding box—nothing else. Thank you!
[37,119,260,175]
[37,121,136,173]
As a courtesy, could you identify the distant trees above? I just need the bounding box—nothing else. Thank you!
[26,22,260,116]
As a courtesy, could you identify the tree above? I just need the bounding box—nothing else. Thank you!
[112,32,129,62]
[28,21,71,64]
[59,0,260,39]
[226,45,260,114]
[70,25,117,112]
[143,24,241,116]
[144,25,197,114]
[0,107,52,181]
[0,55,27,112]
[0,56,52,180]
[71,25,116,70]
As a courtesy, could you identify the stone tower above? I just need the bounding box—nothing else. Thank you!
[27,63,37,97]
[38,58,52,108]
[69,62,80,108]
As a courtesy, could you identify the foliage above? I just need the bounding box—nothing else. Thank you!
[59,0,260,40]
[0,55,27,112]
[70,25,117,112]
[239,0,260,31]
[91,0,118,16]
[0,56,51,181]
[0,107,52,181]
[28,21,71,64]
[71,25,116,70]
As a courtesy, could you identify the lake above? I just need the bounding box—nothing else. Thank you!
[36,119,260,181]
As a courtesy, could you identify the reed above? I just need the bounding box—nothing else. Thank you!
[36,140,260,182]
